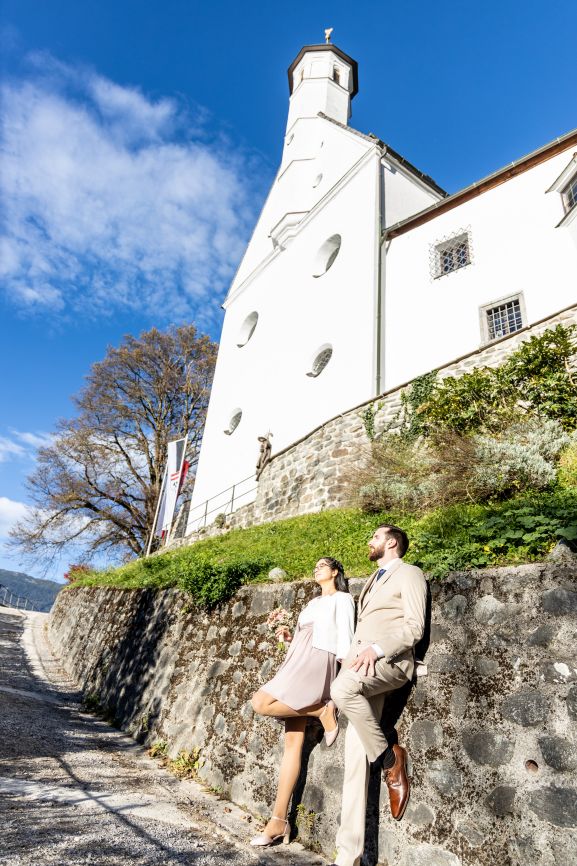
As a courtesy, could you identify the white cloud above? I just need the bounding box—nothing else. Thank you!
[0,55,266,328]
[0,430,53,463]
[0,437,25,463]
[0,497,28,538]
[12,431,54,449]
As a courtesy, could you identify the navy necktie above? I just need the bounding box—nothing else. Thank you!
[375,567,386,582]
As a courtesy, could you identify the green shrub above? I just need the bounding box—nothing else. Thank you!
[472,418,571,499]
[354,419,570,515]
[398,324,577,437]
[410,490,577,577]
[172,551,273,608]
[559,441,577,489]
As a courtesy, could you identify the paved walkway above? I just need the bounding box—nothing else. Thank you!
[0,608,325,866]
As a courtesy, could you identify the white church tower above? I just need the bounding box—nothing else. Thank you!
[186,36,444,529]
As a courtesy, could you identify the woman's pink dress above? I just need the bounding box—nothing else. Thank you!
[261,621,338,711]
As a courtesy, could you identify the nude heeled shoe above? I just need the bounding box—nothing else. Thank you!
[249,815,290,847]
[320,700,339,747]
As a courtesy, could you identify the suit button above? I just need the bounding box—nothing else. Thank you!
[357,639,361,644]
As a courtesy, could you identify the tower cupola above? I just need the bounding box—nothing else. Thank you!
[286,36,358,131]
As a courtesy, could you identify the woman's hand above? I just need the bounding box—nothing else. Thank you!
[275,626,292,644]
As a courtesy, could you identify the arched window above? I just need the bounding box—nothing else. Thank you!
[237,312,258,347]
[224,409,242,435]
[307,345,333,378]
[312,235,341,277]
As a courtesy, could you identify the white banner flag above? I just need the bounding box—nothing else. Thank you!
[155,437,187,537]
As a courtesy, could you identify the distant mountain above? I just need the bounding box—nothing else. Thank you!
[0,568,63,613]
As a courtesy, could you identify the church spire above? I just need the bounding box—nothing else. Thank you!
[285,39,358,130]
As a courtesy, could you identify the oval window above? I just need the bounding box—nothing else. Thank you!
[307,345,333,378]
[224,409,242,435]
[286,132,294,146]
[237,311,258,347]
[313,173,323,188]
[312,234,341,278]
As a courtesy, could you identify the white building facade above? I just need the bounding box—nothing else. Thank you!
[186,42,577,532]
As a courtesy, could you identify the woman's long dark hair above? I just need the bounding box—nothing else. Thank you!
[320,556,349,593]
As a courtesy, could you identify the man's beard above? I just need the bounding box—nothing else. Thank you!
[368,544,385,561]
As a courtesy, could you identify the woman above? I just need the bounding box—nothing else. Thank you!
[250,557,355,847]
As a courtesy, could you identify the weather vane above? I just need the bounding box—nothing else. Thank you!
[324,27,333,44]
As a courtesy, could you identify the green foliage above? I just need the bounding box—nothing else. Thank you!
[295,803,321,850]
[473,420,572,499]
[360,401,383,441]
[148,740,168,758]
[504,325,577,427]
[71,487,577,591]
[169,747,204,779]
[559,442,577,489]
[398,371,438,440]
[411,490,577,577]
[400,325,577,436]
[171,551,273,608]
[356,419,572,514]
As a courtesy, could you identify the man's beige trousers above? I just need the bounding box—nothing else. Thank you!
[331,663,409,866]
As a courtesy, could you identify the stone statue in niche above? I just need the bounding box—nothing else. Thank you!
[256,433,272,480]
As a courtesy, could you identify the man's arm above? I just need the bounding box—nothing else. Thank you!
[384,567,427,662]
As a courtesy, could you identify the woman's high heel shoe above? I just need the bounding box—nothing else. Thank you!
[320,700,339,747]
[249,815,290,847]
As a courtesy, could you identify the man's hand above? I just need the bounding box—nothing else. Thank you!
[349,646,378,678]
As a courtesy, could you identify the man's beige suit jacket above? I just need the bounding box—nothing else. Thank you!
[344,559,427,680]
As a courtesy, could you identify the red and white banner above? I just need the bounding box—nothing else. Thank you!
[155,437,187,538]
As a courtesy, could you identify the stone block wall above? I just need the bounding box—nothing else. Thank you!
[49,553,577,866]
[171,303,577,547]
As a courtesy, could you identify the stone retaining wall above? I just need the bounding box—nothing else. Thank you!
[173,304,577,546]
[49,552,577,866]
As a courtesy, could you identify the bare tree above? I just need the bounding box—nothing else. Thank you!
[10,325,217,564]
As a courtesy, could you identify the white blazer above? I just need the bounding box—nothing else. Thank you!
[299,592,355,661]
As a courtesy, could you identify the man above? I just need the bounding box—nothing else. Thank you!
[329,524,427,866]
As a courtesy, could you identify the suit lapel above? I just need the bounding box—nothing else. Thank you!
[361,560,403,611]
[358,569,379,611]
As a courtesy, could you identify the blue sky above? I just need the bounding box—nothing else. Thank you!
[1,0,576,581]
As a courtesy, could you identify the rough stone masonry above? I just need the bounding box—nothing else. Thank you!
[49,549,577,866]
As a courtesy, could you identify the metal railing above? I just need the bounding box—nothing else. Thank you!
[186,473,258,532]
[0,584,36,611]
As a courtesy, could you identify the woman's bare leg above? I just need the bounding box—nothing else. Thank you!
[251,690,323,719]
[251,690,337,732]
[262,717,307,838]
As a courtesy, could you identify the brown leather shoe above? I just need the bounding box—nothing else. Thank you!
[383,744,410,820]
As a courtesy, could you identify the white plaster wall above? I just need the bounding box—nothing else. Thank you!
[188,151,380,527]
[383,159,442,226]
[383,144,577,389]
[231,117,370,290]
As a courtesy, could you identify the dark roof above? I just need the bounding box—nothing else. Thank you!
[386,126,577,239]
[318,113,447,198]
[287,44,359,98]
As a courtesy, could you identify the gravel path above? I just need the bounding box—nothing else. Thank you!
[0,608,326,866]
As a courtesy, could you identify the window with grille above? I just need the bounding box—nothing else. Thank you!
[482,297,525,342]
[562,173,577,213]
[431,230,472,278]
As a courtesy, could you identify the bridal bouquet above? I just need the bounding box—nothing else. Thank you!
[266,607,293,651]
